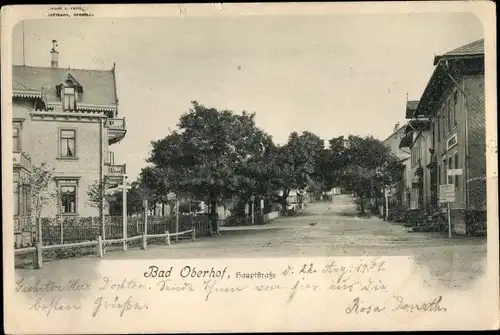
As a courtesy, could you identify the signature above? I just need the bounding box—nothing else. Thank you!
[92,296,148,317]
[28,297,81,316]
[392,295,447,312]
[345,297,386,314]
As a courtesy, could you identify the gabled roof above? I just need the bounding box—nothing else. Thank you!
[416,38,484,118]
[12,65,118,110]
[405,100,419,119]
[433,38,484,65]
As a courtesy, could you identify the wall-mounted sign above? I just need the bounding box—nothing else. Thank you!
[447,168,463,176]
[439,184,455,203]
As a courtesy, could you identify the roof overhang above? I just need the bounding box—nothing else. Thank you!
[433,53,484,66]
[46,102,117,112]
[12,90,41,99]
[415,56,484,118]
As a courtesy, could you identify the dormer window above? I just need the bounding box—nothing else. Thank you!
[63,80,77,111]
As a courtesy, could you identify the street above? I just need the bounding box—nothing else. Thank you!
[16,195,487,291]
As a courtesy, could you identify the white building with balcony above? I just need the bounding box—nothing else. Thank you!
[12,40,127,230]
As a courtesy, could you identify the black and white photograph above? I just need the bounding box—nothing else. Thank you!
[2,3,498,333]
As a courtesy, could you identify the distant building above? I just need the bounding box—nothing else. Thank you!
[399,100,433,211]
[382,124,411,208]
[12,40,127,243]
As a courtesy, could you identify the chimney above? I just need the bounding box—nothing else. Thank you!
[50,40,59,68]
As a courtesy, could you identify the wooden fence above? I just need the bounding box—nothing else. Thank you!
[15,227,196,269]
[16,215,212,248]
[14,211,282,268]
[18,212,281,248]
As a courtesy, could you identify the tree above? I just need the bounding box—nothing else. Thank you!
[332,135,398,214]
[147,101,273,232]
[22,162,56,242]
[107,180,147,216]
[86,179,112,215]
[271,131,325,211]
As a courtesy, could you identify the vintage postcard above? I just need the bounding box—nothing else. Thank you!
[2,2,498,333]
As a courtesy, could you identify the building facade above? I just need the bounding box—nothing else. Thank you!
[400,100,433,211]
[409,39,485,235]
[12,41,127,242]
[382,124,411,209]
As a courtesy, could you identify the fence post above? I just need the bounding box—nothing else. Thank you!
[97,236,103,258]
[192,227,196,241]
[35,242,43,269]
[59,216,64,244]
[102,216,107,255]
[175,200,179,242]
[141,232,147,250]
[166,231,171,246]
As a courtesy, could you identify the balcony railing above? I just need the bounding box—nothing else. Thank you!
[108,118,126,130]
[13,152,32,171]
[107,118,127,145]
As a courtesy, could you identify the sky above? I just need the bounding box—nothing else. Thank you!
[12,13,484,180]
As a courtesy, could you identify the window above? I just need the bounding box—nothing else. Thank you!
[432,124,435,148]
[446,99,453,132]
[447,156,453,184]
[436,115,441,143]
[453,91,458,126]
[437,163,441,186]
[13,127,21,152]
[441,114,445,138]
[56,178,79,215]
[454,152,459,189]
[59,129,76,158]
[13,182,19,215]
[59,183,77,214]
[20,185,29,217]
[63,81,76,111]
[442,158,446,184]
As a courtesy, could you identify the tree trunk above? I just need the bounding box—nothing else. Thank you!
[280,188,290,215]
[359,192,365,214]
[209,191,218,235]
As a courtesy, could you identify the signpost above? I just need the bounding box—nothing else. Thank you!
[439,184,455,238]
[112,175,131,251]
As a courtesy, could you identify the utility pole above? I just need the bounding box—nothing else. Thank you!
[143,198,148,237]
[384,188,389,220]
[175,199,180,242]
[99,117,105,244]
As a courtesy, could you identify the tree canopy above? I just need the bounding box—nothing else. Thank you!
[134,101,403,219]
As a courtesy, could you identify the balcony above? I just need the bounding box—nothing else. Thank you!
[107,118,127,145]
[13,152,32,172]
